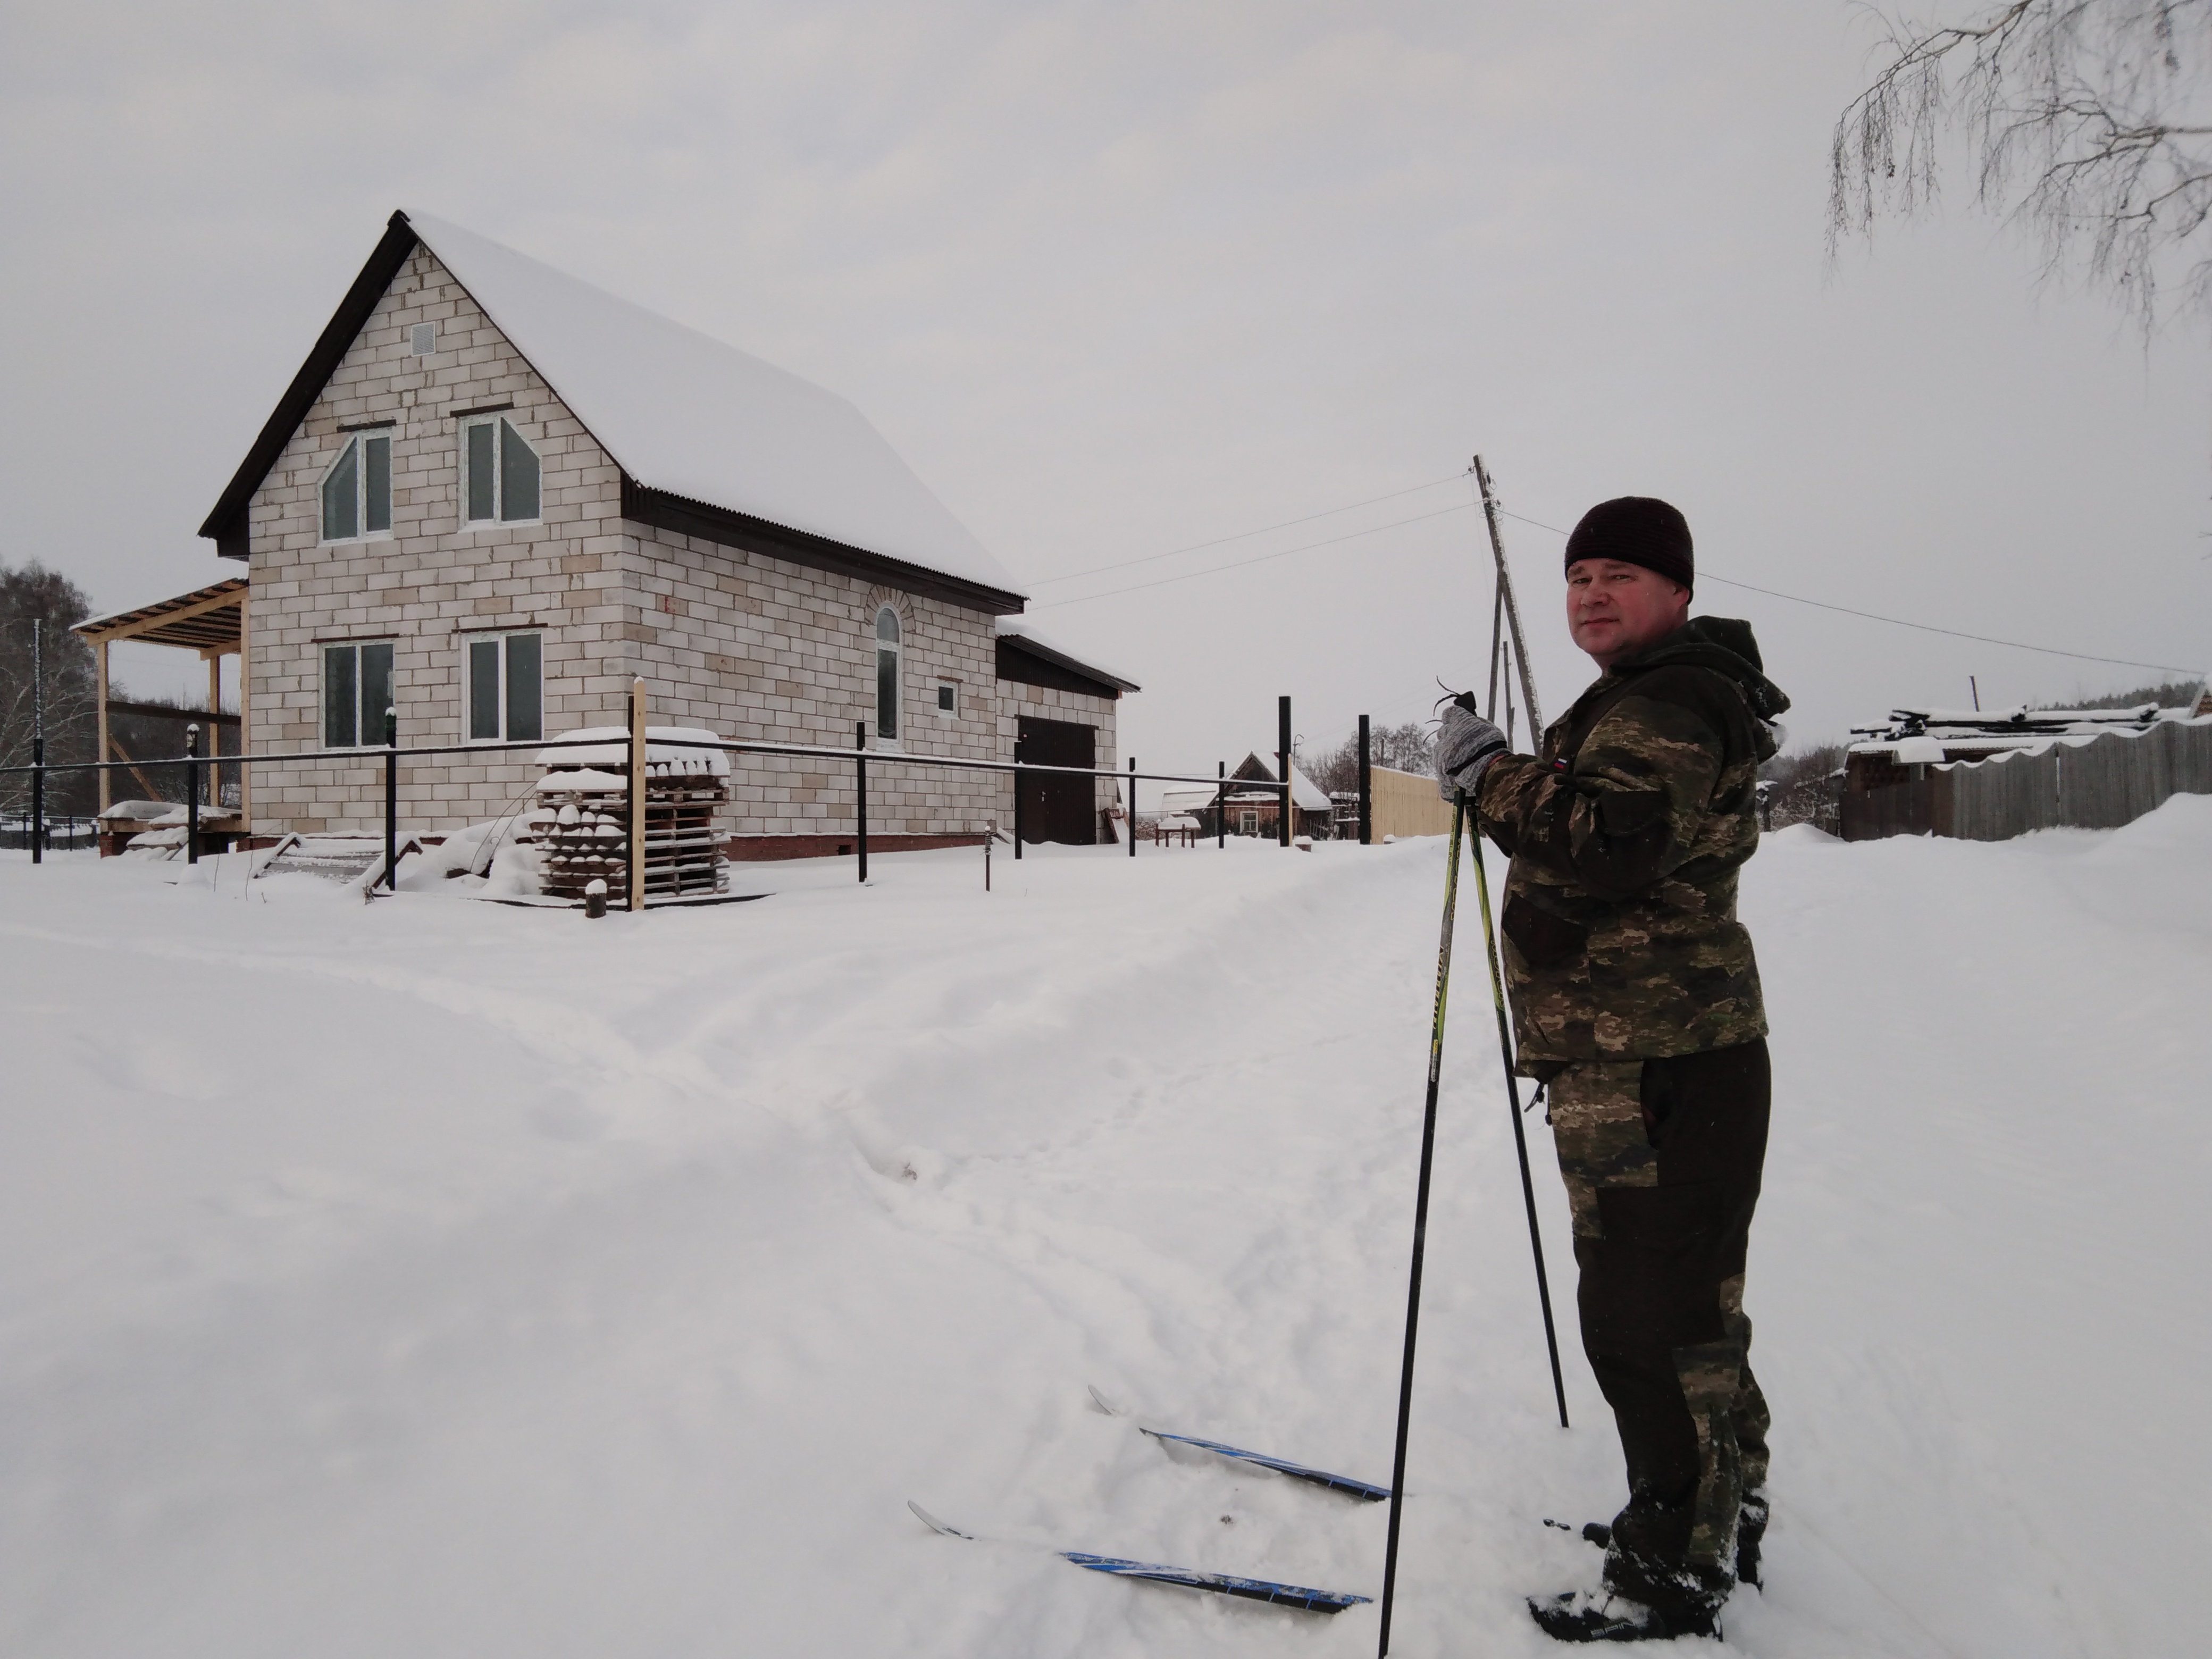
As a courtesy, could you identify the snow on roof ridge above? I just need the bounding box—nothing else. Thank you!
[404,212,1023,600]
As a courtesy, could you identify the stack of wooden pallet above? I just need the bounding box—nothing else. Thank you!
[529,727,730,904]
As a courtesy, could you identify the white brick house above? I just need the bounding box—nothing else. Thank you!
[196,210,1136,853]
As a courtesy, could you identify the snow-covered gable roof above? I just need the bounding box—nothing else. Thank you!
[1233,753,1331,812]
[200,211,1025,613]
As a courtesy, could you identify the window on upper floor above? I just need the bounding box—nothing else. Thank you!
[321,430,392,542]
[935,680,958,720]
[874,607,901,743]
[464,631,543,743]
[461,415,541,525]
[323,640,395,748]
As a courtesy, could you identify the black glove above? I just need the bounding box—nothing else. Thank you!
[1435,694,1507,800]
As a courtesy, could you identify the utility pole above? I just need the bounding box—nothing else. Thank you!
[1472,455,1543,741]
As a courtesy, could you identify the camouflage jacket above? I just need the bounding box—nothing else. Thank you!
[1474,617,1788,1069]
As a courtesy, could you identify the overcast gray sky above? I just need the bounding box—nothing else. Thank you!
[5,2,2207,789]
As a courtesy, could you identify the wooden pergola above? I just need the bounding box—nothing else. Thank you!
[72,577,249,823]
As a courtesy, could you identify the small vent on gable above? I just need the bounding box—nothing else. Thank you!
[409,323,435,357]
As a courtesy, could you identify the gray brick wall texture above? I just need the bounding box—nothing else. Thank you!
[242,245,1116,842]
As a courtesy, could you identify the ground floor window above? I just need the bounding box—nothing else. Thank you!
[323,640,395,748]
[1239,810,1259,836]
[464,631,543,742]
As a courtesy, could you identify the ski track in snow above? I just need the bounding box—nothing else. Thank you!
[1,801,2206,1658]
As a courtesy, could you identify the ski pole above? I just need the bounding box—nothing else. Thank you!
[1466,826,1570,1429]
[1376,790,1469,1658]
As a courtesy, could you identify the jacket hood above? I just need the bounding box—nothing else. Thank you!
[1622,616,1791,722]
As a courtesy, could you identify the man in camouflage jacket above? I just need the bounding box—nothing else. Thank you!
[1437,496,1789,1642]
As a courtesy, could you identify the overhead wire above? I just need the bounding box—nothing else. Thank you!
[1019,469,2199,676]
[1491,507,2202,676]
[1027,502,1474,609]
[1025,472,1470,588]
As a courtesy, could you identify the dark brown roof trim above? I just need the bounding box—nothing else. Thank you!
[198,211,422,560]
[105,698,242,728]
[449,401,514,420]
[995,636,1135,699]
[621,476,1027,617]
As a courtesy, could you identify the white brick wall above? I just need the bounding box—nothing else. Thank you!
[241,245,1118,842]
[621,527,1015,838]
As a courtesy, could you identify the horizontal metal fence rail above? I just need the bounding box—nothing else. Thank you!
[0,734,1281,793]
[0,731,1288,885]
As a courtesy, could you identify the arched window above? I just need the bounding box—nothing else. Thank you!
[874,606,901,742]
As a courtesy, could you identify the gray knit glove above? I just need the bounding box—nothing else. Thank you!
[1435,698,1507,800]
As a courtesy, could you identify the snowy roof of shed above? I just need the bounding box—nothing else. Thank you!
[994,617,1141,693]
[199,211,1026,614]
[1846,703,2184,758]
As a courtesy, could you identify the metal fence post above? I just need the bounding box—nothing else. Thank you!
[1012,735,1024,859]
[383,706,398,890]
[628,678,648,911]
[1278,695,1292,848]
[185,724,200,864]
[1359,713,1372,845]
[1216,760,1226,849]
[1128,755,1137,857]
[855,720,868,883]
[30,619,44,865]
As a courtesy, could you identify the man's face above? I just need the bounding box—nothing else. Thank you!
[1565,558,1690,669]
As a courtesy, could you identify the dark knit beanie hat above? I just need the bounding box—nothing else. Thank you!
[1564,497,1693,593]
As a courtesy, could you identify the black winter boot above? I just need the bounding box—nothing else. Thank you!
[1527,1589,1719,1643]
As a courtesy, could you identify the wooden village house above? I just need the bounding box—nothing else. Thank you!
[78,210,1137,856]
[1159,752,1332,840]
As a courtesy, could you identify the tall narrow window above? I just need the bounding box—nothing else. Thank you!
[463,631,544,743]
[461,415,542,525]
[874,607,901,742]
[322,641,395,748]
[320,430,392,542]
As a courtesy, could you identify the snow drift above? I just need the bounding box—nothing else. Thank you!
[2,799,2206,1656]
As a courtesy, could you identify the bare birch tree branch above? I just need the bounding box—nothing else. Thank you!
[1832,1,2212,334]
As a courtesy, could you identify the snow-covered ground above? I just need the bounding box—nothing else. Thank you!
[2,800,2206,1657]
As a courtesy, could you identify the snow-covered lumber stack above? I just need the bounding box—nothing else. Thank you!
[530,727,730,904]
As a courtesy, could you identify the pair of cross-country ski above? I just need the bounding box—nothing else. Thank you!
[908,1386,1383,1615]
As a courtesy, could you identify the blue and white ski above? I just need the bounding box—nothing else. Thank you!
[906,1502,1372,1614]
[1088,1385,1391,1502]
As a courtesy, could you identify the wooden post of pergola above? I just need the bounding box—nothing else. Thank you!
[71,577,249,833]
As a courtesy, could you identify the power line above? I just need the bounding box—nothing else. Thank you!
[1026,473,1469,586]
[1493,508,2203,677]
[1028,502,1474,609]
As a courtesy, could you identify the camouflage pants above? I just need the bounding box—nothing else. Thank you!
[1548,1040,1771,1601]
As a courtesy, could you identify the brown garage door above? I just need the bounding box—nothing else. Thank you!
[1017,716,1096,844]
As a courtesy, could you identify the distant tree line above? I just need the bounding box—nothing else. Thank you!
[2041,677,2202,710]
[1300,720,1438,798]
[0,562,99,818]
[1,560,227,826]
